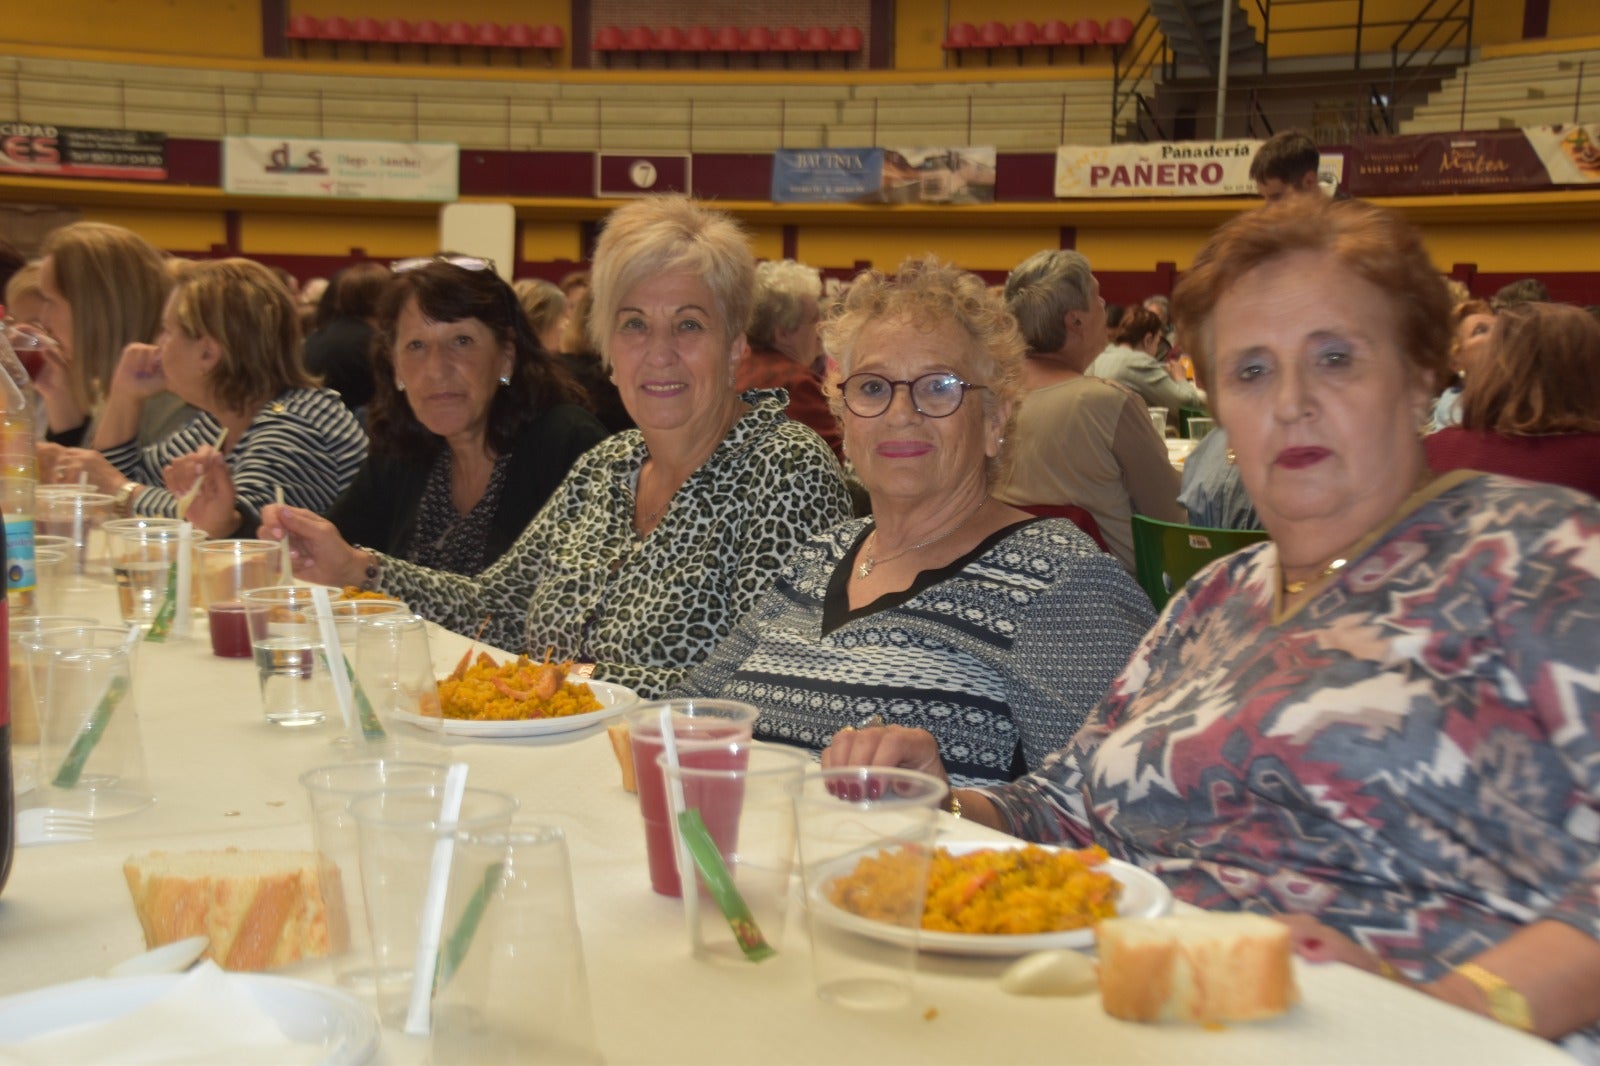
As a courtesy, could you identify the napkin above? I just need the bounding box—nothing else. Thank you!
[0,963,326,1065]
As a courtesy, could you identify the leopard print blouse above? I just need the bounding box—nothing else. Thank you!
[374,390,852,697]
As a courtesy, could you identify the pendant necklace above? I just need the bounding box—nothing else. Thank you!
[857,503,985,579]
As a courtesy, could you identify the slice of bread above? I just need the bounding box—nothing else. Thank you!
[123,849,336,972]
[607,722,636,793]
[1097,912,1299,1023]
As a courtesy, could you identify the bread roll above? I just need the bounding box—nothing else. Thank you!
[1096,912,1298,1023]
[123,849,336,972]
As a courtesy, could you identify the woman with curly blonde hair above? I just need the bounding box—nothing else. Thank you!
[675,256,1153,785]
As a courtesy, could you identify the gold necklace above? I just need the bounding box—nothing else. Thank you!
[857,504,984,579]
[1282,557,1348,595]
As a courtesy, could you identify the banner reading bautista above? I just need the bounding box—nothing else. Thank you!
[1055,140,1258,198]
[223,136,458,201]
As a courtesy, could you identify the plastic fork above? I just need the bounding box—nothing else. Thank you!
[15,808,95,847]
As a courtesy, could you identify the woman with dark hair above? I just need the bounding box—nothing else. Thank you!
[323,258,606,575]
[1425,300,1600,497]
[303,261,391,414]
[1087,304,1208,414]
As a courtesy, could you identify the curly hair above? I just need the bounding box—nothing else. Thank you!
[1460,301,1600,434]
[820,256,1025,486]
[748,259,822,349]
[1172,197,1452,399]
[367,261,588,461]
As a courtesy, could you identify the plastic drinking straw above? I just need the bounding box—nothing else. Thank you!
[404,761,469,1036]
[272,486,294,583]
[434,858,506,990]
[175,427,228,520]
[76,472,87,488]
[657,705,700,949]
[52,672,129,788]
[308,586,361,739]
[171,520,193,639]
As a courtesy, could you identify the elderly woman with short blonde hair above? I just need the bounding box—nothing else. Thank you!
[675,257,1153,785]
[265,195,851,698]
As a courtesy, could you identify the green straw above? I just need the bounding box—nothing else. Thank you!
[433,860,506,991]
[52,674,130,788]
[676,809,776,962]
[144,563,179,643]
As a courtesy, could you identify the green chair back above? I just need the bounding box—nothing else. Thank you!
[1131,515,1269,610]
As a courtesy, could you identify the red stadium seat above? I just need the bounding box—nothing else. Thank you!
[712,25,742,67]
[474,20,504,65]
[1099,17,1134,47]
[742,26,773,52]
[413,19,443,44]
[832,25,863,53]
[534,23,564,49]
[505,21,536,58]
[287,13,318,57]
[594,24,624,67]
[773,25,802,65]
[442,19,473,63]
[684,24,713,66]
[1068,18,1100,62]
[943,21,976,65]
[319,16,352,60]
[1008,19,1038,63]
[380,18,410,44]
[350,17,381,60]
[655,26,686,52]
[799,25,831,67]
[621,25,652,66]
[1039,17,1069,62]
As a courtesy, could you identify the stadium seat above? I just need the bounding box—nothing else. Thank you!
[832,25,863,54]
[1100,17,1135,49]
[1008,19,1039,63]
[532,23,563,65]
[977,19,1007,63]
[655,25,686,53]
[594,25,624,66]
[943,20,976,66]
[411,18,442,62]
[742,26,773,53]
[712,25,742,66]
[622,25,652,65]
[379,17,410,61]
[774,26,802,66]
[319,16,352,60]
[683,25,713,66]
[286,13,318,57]
[1069,18,1101,62]
[350,16,382,59]
[1040,18,1070,63]
[800,25,832,66]
[442,19,474,63]
[504,22,534,64]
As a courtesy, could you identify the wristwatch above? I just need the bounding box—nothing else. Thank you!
[1453,962,1533,1031]
[112,481,141,518]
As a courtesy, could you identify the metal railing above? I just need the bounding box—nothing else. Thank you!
[1111,10,1172,142]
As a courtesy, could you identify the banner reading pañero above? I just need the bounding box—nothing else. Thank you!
[1055,140,1259,198]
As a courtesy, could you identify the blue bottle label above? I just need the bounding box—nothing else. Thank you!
[4,516,34,595]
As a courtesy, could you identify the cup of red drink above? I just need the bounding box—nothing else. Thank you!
[207,602,252,657]
[624,699,759,897]
[4,326,53,379]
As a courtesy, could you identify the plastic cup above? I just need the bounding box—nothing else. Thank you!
[299,760,451,994]
[34,545,71,615]
[7,615,100,756]
[624,699,760,897]
[1148,406,1168,438]
[349,784,519,1027]
[105,523,190,628]
[430,825,600,1065]
[37,490,113,581]
[37,637,152,819]
[194,539,281,608]
[793,767,945,1010]
[1188,416,1215,442]
[241,585,333,727]
[354,613,442,746]
[659,744,810,962]
[207,602,253,658]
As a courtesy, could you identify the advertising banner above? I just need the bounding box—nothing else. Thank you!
[0,122,166,181]
[771,148,884,203]
[1055,140,1259,197]
[1346,129,1552,195]
[222,137,458,201]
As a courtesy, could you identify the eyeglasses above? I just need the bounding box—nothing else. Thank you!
[840,372,985,419]
[389,254,497,274]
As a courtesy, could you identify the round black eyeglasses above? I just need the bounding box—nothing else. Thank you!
[840,372,986,419]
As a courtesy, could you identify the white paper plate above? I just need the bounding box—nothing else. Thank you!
[395,678,639,738]
[0,972,379,1065]
[811,840,1172,957]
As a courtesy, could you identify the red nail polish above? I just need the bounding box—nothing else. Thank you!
[1304,937,1323,950]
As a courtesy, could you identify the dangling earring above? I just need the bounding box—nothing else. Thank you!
[1225,447,1237,465]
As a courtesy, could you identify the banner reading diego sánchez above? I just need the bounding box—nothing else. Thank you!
[223,136,458,201]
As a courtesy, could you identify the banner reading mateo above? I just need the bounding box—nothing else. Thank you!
[223,137,458,201]
[1055,140,1258,197]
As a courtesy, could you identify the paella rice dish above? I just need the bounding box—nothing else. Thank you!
[438,651,602,722]
[827,844,1121,935]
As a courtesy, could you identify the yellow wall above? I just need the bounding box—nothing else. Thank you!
[77,206,228,250]
[237,213,438,258]
[5,0,261,58]
[799,224,1059,273]
[1550,2,1600,38]
[1417,221,1600,273]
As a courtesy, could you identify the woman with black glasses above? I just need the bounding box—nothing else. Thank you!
[671,257,1153,786]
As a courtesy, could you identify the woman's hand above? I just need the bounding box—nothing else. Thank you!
[35,441,65,485]
[47,447,127,494]
[174,447,240,537]
[12,327,84,433]
[1273,913,1402,980]
[107,342,167,401]
[821,723,950,787]
[260,503,369,587]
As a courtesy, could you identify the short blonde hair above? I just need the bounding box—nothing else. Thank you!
[40,221,170,411]
[168,258,314,413]
[514,278,567,344]
[821,256,1024,485]
[748,259,822,349]
[587,196,754,366]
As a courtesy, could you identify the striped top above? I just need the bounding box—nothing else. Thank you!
[103,387,367,531]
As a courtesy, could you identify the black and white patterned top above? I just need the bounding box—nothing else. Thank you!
[405,449,510,575]
[374,390,853,697]
[104,387,367,534]
[673,517,1157,786]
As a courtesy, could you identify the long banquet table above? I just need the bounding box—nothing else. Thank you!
[0,581,1577,1065]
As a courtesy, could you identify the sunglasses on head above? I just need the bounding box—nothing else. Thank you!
[390,254,497,274]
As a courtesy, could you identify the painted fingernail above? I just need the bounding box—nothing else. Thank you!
[1303,937,1322,950]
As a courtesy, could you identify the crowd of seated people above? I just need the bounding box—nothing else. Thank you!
[5,188,1598,1051]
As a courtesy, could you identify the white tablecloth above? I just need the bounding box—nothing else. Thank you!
[1,583,1574,1065]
